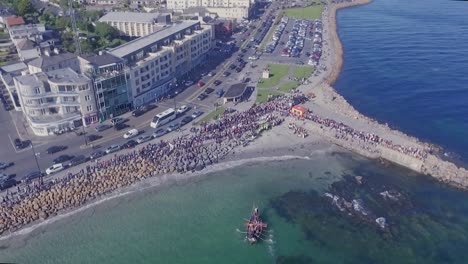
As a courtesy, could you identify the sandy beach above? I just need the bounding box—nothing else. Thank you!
[1,0,468,239]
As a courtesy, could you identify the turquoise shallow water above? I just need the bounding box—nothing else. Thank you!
[2,151,468,263]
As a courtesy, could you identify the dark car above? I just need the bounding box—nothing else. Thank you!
[95,124,112,132]
[0,162,13,170]
[197,93,208,101]
[53,155,74,164]
[222,71,231,77]
[90,150,105,160]
[0,178,17,191]
[14,138,28,149]
[114,123,129,131]
[214,80,222,86]
[124,140,138,149]
[229,64,237,70]
[181,116,193,126]
[25,171,42,182]
[46,145,67,154]
[132,109,145,117]
[68,155,88,167]
[140,104,156,112]
[205,88,214,94]
[86,134,102,142]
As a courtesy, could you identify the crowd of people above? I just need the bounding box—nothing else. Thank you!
[0,103,284,235]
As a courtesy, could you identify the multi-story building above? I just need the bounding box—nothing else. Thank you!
[27,51,80,74]
[13,68,98,136]
[8,24,46,45]
[98,12,172,37]
[0,61,28,111]
[167,0,254,20]
[79,52,132,121]
[108,20,213,107]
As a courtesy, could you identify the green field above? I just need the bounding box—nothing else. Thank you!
[256,90,281,103]
[278,81,300,92]
[257,64,290,89]
[194,107,225,125]
[293,66,315,79]
[284,5,324,20]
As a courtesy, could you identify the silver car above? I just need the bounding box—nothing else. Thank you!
[105,144,121,154]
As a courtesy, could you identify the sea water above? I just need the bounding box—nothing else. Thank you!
[2,151,468,263]
[334,0,468,162]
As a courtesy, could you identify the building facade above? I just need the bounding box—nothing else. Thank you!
[108,21,213,108]
[79,53,132,121]
[98,12,171,37]
[13,68,98,136]
[167,0,253,19]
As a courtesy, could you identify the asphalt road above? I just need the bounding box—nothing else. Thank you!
[0,1,279,184]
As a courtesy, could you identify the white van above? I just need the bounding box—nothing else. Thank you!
[46,163,64,175]
[123,128,139,139]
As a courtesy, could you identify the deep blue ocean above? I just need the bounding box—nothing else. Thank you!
[335,0,468,162]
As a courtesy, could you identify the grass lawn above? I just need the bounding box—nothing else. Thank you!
[257,64,290,89]
[194,107,225,125]
[278,81,300,92]
[294,66,314,79]
[256,90,282,103]
[284,5,323,20]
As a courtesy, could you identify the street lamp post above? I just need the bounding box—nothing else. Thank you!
[30,141,43,185]
[80,112,88,146]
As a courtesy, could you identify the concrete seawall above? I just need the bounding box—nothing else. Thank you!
[378,146,423,172]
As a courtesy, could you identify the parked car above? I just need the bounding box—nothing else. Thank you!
[0,173,12,182]
[95,124,112,132]
[184,80,194,86]
[53,155,74,164]
[215,88,225,98]
[132,109,145,117]
[177,105,189,114]
[0,162,13,170]
[191,111,203,118]
[152,128,167,138]
[167,123,180,132]
[68,155,88,167]
[14,138,29,149]
[123,128,139,139]
[207,71,215,77]
[0,178,17,190]
[181,116,193,126]
[90,150,106,160]
[46,145,67,154]
[198,93,208,101]
[123,140,138,149]
[25,171,42,182]
[214,80,222,86]
[135,135,150,144]
[111,117,125,126]
[205,88,214,94]
[105,144,121,154]
[222,71,231,77]
[197,81,205,87]
[46,163,64,175]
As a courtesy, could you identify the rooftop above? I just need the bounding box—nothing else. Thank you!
[109,20,199,59]
[8,24,46,37]
[16,39,36,50]
[6,16,25,27]
[27,52,77,69]
[224,83,247,98]
[47,68,90,84]
[0,62,28,74]
[99,11,167,23]
[80,53,123,67]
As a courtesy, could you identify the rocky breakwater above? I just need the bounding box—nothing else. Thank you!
[0,103,285,236]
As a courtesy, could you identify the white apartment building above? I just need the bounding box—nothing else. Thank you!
[108,21,213,107]
[14,68,98,136]
[167,0,254,19]
[98,12,172,37]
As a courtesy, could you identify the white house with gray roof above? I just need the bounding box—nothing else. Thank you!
[13,68,98,136]
[98,11,172,37]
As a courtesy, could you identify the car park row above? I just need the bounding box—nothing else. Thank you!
[265,16,289,53]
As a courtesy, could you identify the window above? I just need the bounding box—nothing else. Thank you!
[35,87,41,94]
[85,95,91,101]
[86,105,93,111]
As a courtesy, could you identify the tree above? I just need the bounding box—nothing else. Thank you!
[16,0,36,17]
[95,22,118,41]
[55,17,70,30]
